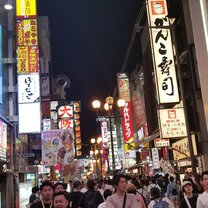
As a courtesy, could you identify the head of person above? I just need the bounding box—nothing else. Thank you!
[87,179,97,191]
[169,176,175,182]
[182,180,193,193]
[32,186,39,194]
[73,180,81,190]
[103,189,112,200]
[127,182,137,195]
[201,171,208,191]
[53,182,65,193]
[150,187,161,200]
[112,174,127,193]
[151,177,157,184]
[40,180,54,202]
[53,191,69,208]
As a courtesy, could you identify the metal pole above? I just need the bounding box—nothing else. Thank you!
[109,115,116,170]
[171,25,197,179]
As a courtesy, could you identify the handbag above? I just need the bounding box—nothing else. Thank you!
[184,195,192,208]
[123,193,127,208]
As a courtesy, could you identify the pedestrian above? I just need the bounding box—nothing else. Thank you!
[29,186,40,204]
[97,189,112,208]
[106,173,139,208]
[53,182,65,193]
[78,179,99,208]
[30,180,54,208]
[127,182,146,208]
[196,171,208,208]
[148,187,174,208]
[167,176,180,208]
[53,191,70,208]
[180,180,198,208]
[68,180,84,208]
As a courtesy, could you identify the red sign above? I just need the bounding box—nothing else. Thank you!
[17,19,38,46]
[58,119,73,129]
[121,102,134,143]
[17,46,39,74]
[58,105,73,118]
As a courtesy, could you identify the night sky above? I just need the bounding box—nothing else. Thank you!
[37,0,141,154]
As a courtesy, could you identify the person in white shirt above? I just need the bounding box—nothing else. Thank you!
[98,189,112,208]
[197,171,208,208]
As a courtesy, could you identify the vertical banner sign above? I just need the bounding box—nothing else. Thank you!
[151,148,160,169]
[117,73,134,146]
[101,119,108,148]
[0,25,2,104]
[146,0,179,104]
[17,19,38,46]
[16,0,41,133]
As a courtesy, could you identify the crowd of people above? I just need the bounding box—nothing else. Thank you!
[27,170,208,208]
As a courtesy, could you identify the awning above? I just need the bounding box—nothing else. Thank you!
[135,131,160,149]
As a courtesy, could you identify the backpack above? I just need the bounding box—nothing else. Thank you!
[85,191,96,208]
[153,198,169,208]
[171,188,177,195]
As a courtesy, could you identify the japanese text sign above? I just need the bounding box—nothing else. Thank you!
[17,19,38,46]
[16,0,37,19]
[17,46,39,74]
[58,105,73,119]
[18,74,40,103]
[146,0,179,103]
[159,108,187,138]
[117,73,134,144]
[172,135,197,160]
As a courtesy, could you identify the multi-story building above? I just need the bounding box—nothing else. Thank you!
[120,0,208,174]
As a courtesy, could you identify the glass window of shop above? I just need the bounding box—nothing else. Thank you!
[0,5,9,118]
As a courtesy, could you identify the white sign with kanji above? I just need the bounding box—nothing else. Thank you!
[159,108,187,138]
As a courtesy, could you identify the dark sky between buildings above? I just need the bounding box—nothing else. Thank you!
[37,0,141,153]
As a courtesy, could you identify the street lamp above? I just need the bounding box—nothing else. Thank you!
[92,96,125,171]
[90,137,103,178]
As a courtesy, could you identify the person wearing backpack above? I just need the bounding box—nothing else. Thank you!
[78,179,102,208]
[148,187,174,208]
[167,176,179,208]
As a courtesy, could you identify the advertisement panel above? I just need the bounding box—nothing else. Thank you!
[18,74,40,103]
[17,19,38,46]
[146,0,179,103]
[41,129,74,166]
[17,46,39,74]
[101,120,108,148]
[16,0,37,19]
[0,25,2,104]
[159,108,187,138]
[19,102,41,133]
[117,73,134,144]
[172,135,197,160]
[0,121,7,161]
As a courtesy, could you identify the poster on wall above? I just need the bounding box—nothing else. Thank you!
[42,129,74,166]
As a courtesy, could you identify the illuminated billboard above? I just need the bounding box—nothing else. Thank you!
[146,0,179,103]
[17,46,39,74]
[16,0,37,19]
[19,102,41,133]
[17,19,38,46]
[18,74,40,103]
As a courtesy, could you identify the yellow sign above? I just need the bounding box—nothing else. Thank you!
[172,134,197,160]
[16,0,37,18]
[17,19,38,46]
